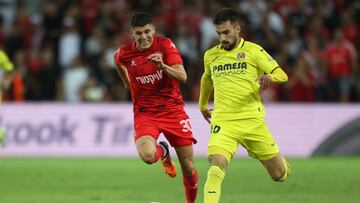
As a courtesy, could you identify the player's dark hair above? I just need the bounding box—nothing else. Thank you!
[130,12,153,27]
[213,8,240,25]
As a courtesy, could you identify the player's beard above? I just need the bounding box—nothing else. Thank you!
[222,41,236,51]
[221,34,239,51]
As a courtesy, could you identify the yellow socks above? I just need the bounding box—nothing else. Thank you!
[278,157,291,182]
[204,166,225,203]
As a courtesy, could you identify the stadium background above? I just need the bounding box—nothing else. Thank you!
[0,0,360,203]
[0,0,359,103]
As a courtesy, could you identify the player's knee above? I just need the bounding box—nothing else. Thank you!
[181,163,195,176]
[207,165,225,180]
[272,169,288,182]
[270,172,282,181]
[208,154,229,170]
[139,151,155,164]
[273,157,291,182]
[273,173,288,182]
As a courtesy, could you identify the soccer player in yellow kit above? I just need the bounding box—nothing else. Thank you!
[0,50,13,103]
[199,8,291,203]
[0,50,13,146]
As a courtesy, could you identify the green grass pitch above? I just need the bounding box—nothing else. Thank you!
[0,157,359,203]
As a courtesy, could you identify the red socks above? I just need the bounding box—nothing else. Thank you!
[152,145,198,203]
[183,170,198,203]
[152,144,164,163]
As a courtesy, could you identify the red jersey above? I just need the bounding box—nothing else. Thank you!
[323,41,356,78]
[114,36,185,115]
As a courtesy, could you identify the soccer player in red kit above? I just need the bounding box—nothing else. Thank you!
[113,12,198,203]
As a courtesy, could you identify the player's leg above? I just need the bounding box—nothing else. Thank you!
[134,113,167,165]
[204,154,228,203]
[135,135,165,164]
[161,111,198,201]
[261,153,291,182]
[158,141,177,178]
[204,121,238,203]
[241,117,291,182]
[339,75,351,102]
[175,145,198,203]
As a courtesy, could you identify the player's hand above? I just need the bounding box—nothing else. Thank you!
[256,75,272,90]
[201,108,212,124]
[147,53,166,69]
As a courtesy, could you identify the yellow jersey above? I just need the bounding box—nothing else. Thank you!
[0,50,13,72]
[0,50,14,103]
[203,38,279,121]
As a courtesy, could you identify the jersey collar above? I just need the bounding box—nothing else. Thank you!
[237,38,245,49]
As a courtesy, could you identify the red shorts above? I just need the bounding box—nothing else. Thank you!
[134,111,197,147]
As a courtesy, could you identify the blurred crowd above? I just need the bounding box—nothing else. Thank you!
[0,0,359,103]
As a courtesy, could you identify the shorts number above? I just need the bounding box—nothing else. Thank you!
[180,119,192,132]
[211,125,221,133]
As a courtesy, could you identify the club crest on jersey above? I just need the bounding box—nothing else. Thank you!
[130,60,137,66]
[237,52,246,60]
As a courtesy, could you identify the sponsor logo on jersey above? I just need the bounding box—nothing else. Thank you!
[135,70,163,84]
[212,62,247,72]
[212,62,248,77]
[130,60,137,66]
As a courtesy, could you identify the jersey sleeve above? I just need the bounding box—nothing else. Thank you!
[113,48,123,66]
[254,46,279,74]
[203,51,212,77]
[163,38,183,66]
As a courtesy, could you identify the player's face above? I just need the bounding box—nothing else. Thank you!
[215,21,241,51]
[131,24,155,51]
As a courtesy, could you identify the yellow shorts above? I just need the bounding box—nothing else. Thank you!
[207,117,279,161]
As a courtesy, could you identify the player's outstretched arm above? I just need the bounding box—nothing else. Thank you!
[199,73,213,123]
[257,67,288,89]
[147,53,187,83]
[114,63,130,88]
[268,67,288,83]
[161,64,187,83]
[113,50,130,88]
